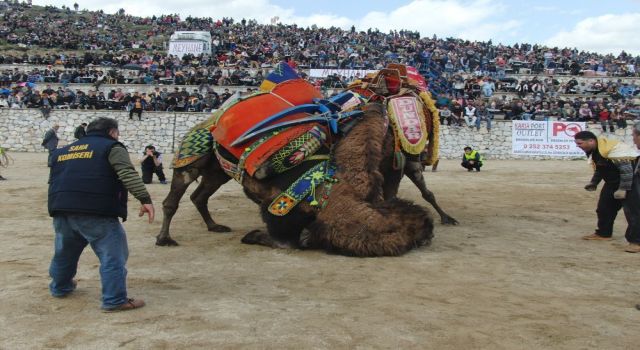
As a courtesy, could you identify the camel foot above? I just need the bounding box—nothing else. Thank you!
[441,215,459,225]
[299,229,312,248]
[241,230,292,249]
[208,224,232,233]
[156,236,180,246]
[241,229,270,245]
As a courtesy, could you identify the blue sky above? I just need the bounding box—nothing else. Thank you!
[34,0,640,55]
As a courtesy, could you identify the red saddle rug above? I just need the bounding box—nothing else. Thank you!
[211,79,323,177]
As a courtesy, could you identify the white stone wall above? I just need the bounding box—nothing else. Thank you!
[0,109,211,154]
[0,108,636,159]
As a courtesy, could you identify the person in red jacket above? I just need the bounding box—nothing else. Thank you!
[598,104,614,133]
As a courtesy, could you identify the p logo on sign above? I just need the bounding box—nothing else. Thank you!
[552,123,583,137]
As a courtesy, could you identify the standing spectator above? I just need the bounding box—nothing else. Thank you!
[139,145,167,184]
[461,146,483,172]
[574,131,636,242]
[42,124,59,166]
[47,117,154,312]
[73,123,87,139]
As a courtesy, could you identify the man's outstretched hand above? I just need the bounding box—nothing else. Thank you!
[139,204,155,223]
[584,183,597,191]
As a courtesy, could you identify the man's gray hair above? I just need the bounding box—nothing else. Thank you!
[86,117,119,133]
[633,122,640,135]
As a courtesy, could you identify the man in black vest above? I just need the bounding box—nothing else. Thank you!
[48,117,155,312]
[139,145,167,184]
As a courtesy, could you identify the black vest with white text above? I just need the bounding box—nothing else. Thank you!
[48,132,128,220]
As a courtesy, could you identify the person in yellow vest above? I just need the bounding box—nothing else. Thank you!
[461,146,483,172]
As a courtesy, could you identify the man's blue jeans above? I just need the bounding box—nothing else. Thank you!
[49,215,129,309]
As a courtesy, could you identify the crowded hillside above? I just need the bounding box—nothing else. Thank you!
[0,1,639,125]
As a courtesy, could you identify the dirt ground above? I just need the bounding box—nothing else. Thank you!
[1,152,639,349]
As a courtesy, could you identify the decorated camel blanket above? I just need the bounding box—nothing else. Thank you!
[172,117,216,169]
[347,63,440,165]
[210,78,324,177]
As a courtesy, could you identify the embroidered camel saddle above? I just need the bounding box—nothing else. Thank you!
[348,64,441,166]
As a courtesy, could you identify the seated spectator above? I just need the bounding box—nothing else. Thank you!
[578,103,594,122]
[561,104,577,121]
[450,101,464,127]
[129,97,145,120]
[464,103,477,128]
[611,107,627,129]
[598,105,614,132]
[481,78,495,99]
[439,105,454,125]
[475,104,493,131]
[521,102,537,121]
[40,92,52,119]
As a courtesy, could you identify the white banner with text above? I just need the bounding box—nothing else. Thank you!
[309,69,377,79]
[511,121,586,156]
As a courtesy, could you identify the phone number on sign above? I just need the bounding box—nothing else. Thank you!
[522,144,570,150]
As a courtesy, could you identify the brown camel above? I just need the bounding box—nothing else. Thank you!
[158,104,433,257]
[156,103,456,249]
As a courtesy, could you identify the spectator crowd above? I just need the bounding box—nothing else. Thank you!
[0,1,639,124]
[1,1,638,78]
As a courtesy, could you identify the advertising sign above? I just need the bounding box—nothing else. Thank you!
[512,121,586,156]
[309,69,377,79]
[168,41,205,58]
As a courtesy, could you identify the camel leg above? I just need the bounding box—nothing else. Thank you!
[156,168,197,246]
[382,167,403,201]
[404,161,459,225]
[190,166,231,232]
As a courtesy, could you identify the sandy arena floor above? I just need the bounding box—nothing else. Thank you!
[0,152,639,349]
